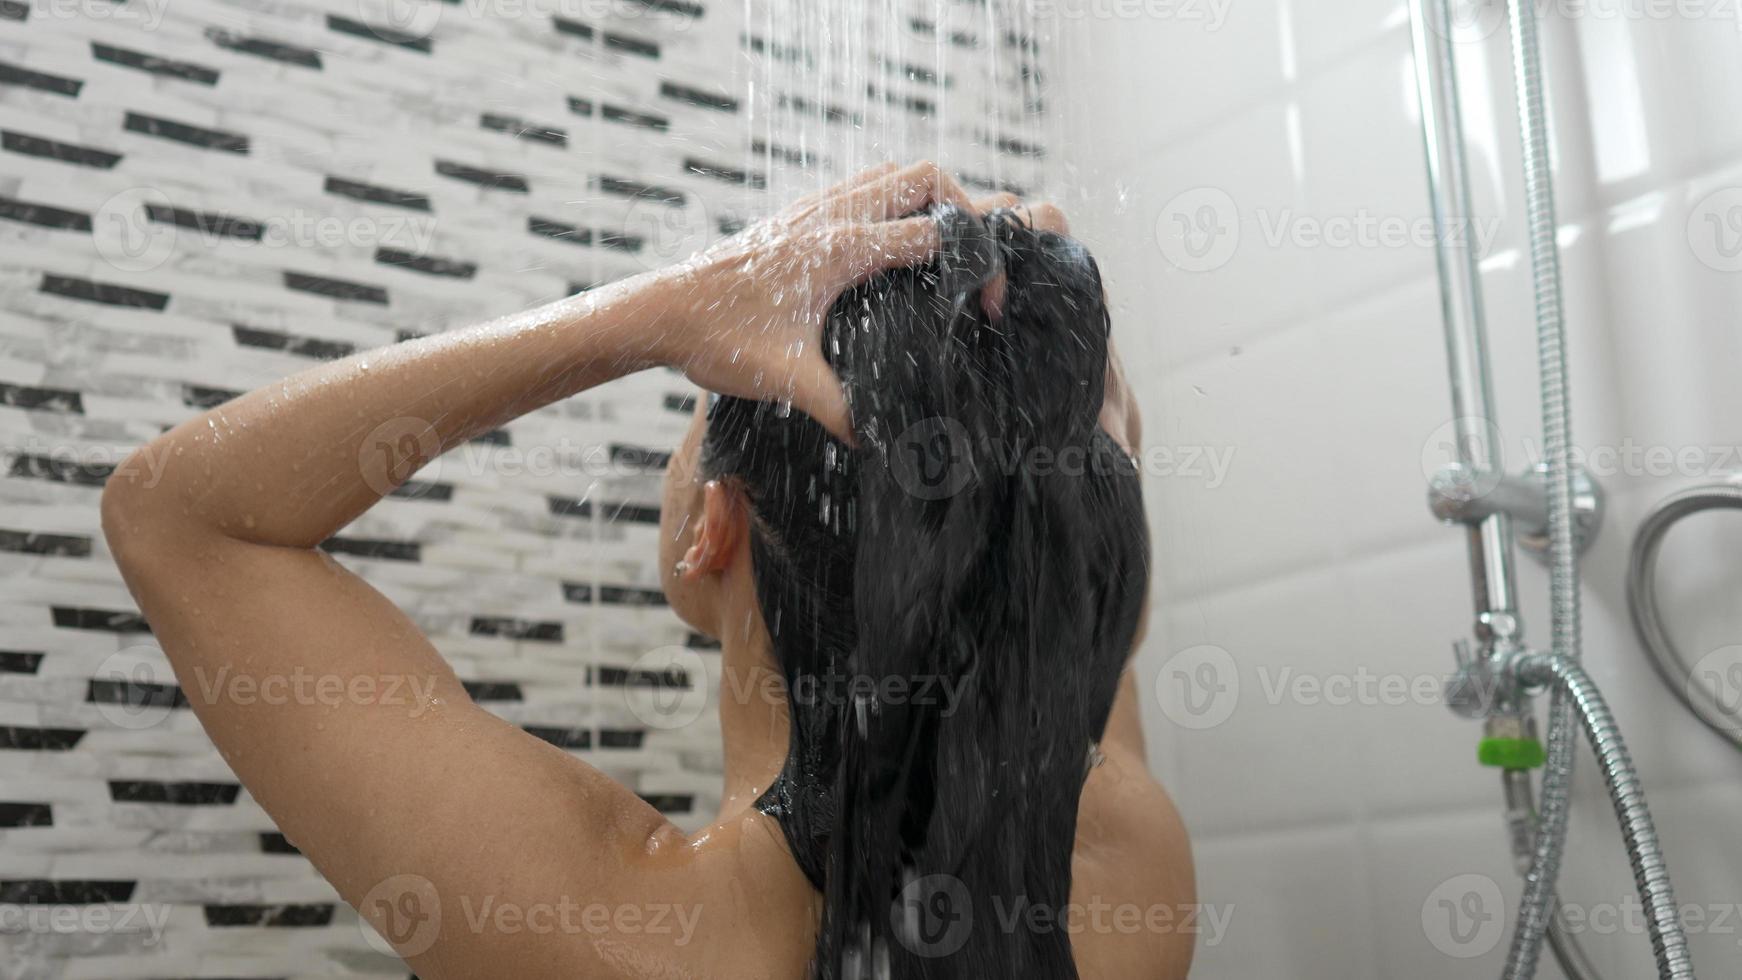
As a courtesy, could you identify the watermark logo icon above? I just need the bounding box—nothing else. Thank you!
[1154,644,1238,730]
[1688,186,1742,272]
[359,416,444,498]
[893,873,973,958]
[622,645,709,731]
[92,645,178,730]
[624,192,713,271]
[359,874,442,957]
[1422,873,1504,957]
[93,187,178,274]
[1156,187,1239,272]
[1688,644,1742,732]
[1421,416,1507,499]
[889,416,974,500]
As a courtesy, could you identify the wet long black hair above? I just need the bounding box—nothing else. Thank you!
[701,212,1149,978]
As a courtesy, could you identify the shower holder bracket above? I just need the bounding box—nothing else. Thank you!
[1427,461,1604,564]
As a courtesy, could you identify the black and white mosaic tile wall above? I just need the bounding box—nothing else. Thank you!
[0,0,1050,973]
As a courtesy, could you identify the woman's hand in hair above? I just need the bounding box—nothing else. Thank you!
[648,161,977,443]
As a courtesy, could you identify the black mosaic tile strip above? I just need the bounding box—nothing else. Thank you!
[375,247,477,279]
[0,59,83,97]
[597,229,643,252]
[529,216,592,247]
[7,454,114,487]
[0,880,135,904]
[601,104,668,131]
[468,617,562,642]
[0,725,86,750]
[546,495,593,519]
[0,530,93,557]
[638,793,693,813]
[609,444,671,470]
[52,606,150,633]
[686,631,720,650]
[599,585,666,607]
[324,176,431,212]
[595,665,689,688]
[751,138,813,166]
[0,196,92,232]
[389,479,454,501]
[0,380,83,413]
[182,383,243,409]
[479,112,566,146]
[524,725,591,749]
[567,96,594,116]
[552,16,594,39]
[597,176,684,206]
[0,802,52,827]
[41,274,169,311]
[460,680,523,702]
[659,81,736,112]
[683,158,764,188]
[283,271,389,305]
[562,582,593,603]
[664,393,697,413]
[319,536,420,561]
[997,136,1045,158]
[92,42,221,84]
[205,29,323,70]
[2,130,121,168]
[232,324,356,361]
[601,500,659,524]
[435,160,529,194]
[470,427,510,447]
[124,112,250,154]
[204,903,336,927]
[108,780,241,805]
[146,203,264,241]
[0,0,27,20]
[603,32,659,58]
[87,677,188,711]
[630,0,702,15]
[0,651,45,673]
[326,14,432,54]
[598,729,644,749]
[259,832,300,854]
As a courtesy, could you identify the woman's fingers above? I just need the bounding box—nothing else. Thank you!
[790,355,855,444]
[786,162,900,218]
[828,160,974,224]
[830,216,942,286]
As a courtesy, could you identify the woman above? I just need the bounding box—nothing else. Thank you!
[101,161,1195,979]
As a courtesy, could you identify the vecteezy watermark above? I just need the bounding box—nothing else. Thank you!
[892,873,1232,959]
[360,417,445,498]
[1688,186,1742,272]
[92,186,440,274]
[1428,0,1742,44]
[357,874,703,957]
[459,895,702,944]
[28,0,171,30]
[1155,187,1504,273]
[1022,0,1234,29]
[1422,873,1507,958]
[887,415,1234,500]
[0,901,173,948]
[92,646,447,730]
[1425,415,1742,487]
[1154,647,1494,730]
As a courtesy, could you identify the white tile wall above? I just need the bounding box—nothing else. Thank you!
[1055,1,1742,976]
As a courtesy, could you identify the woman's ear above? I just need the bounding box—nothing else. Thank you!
[675,480,746,579]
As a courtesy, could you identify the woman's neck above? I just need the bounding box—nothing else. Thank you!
[714,622,791,817]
